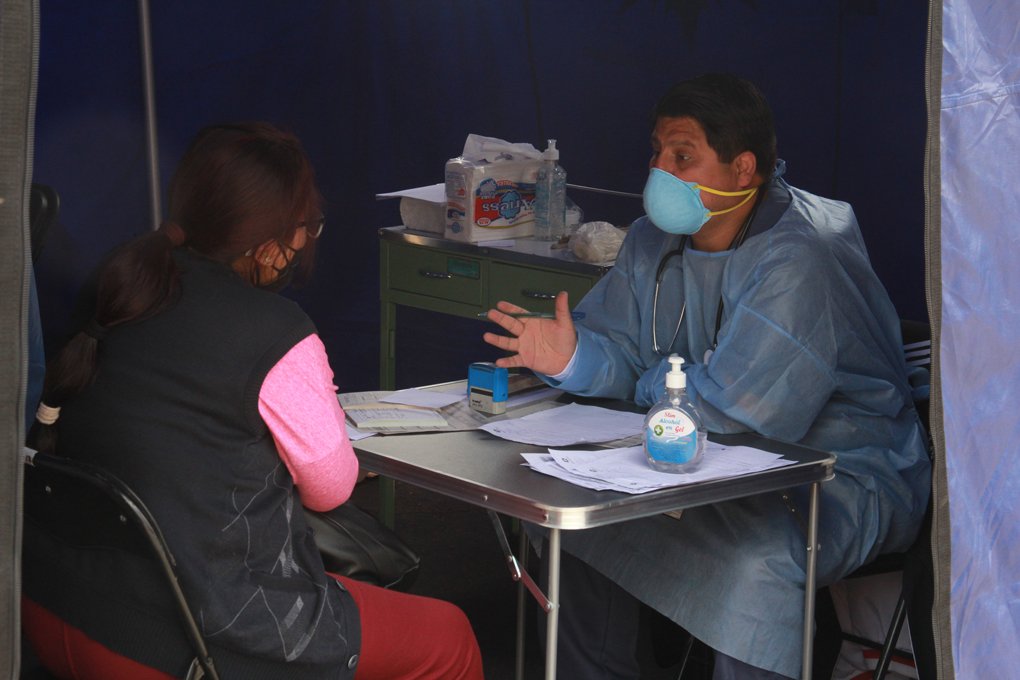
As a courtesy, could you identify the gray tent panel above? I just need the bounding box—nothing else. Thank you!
[0,0,39,677]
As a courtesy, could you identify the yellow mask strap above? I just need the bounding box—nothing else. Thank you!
[699,186,758,217]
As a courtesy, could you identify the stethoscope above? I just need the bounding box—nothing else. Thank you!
[651,239,690,355]
[651,191,764,356]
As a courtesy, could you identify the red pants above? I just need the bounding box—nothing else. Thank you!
[342,573,484,679]
[23,574,483,680]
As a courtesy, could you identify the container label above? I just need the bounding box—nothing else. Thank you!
[645,409,698,463]
[474,178,535,228]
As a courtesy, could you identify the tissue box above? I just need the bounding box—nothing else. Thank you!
[444,156,541,242]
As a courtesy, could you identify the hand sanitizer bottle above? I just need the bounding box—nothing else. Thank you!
[644,354,706,473]
[533,139,567,241]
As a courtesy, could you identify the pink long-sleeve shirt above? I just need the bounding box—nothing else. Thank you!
[257,334,359,511]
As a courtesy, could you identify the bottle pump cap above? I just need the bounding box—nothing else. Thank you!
[543,139,559,161]
[665,353,686,389]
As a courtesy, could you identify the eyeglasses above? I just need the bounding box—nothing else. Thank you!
[303,215,325,239]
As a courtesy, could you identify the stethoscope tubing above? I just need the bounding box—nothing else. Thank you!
[649,189,763,357]
[651,237,689,356]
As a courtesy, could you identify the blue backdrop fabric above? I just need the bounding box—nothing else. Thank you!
[940,1,1020,677]
[31,2,1020,674]
[33,0,929,393]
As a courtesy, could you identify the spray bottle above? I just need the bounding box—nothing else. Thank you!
[643,354,706,473]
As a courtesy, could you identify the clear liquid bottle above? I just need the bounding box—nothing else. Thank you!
[534,139,567,241]
[644,354,706,473]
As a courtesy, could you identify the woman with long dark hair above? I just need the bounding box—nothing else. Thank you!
[24,122,483,680]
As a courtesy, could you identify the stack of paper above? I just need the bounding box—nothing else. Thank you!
[521,442,795,494]
[343,405,448,430]
[338,384,565,435]
[339,388,460,432]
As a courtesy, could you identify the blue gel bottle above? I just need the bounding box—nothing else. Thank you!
[643,354,706,473]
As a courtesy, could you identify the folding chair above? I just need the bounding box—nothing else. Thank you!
[21,451,219,680]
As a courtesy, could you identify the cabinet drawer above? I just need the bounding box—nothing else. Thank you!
[386,243,483,306]
[489,262,596,312]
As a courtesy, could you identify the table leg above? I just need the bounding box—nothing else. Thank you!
[515,527,527,680]
[377,296,397,527]
[545,527,561,680]
[487,512,549,679]
[380,300,396,390]
[801,481,821,680]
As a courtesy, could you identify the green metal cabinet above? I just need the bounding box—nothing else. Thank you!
[379,227,610,390]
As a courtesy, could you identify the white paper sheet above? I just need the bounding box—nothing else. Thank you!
[505,387,562,409]
[480,403,644,446]
[345,425,377,441]
[380,387,466,409]
[375,183,446,203]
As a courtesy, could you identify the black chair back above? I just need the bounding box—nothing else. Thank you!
[22,452,219,680]
[28,184,59,264]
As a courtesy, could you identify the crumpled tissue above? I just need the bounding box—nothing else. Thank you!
[460,134,542,163]
[570,221,626,264]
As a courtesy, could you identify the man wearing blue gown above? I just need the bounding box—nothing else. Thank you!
[482,74,931,679]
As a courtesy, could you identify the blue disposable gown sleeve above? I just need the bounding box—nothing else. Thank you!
[541,225,662,401]
[683,226,908,444]
[547,206,907,446]
[543,212,839,441]
[625,240,841,439]
[682,250,840,442]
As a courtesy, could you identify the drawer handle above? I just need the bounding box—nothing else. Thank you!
[419,269,453,280]
[521,289,556,300]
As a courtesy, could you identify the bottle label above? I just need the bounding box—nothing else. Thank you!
[645,409,699,463]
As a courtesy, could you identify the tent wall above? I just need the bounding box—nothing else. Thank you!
[938,0,1020,677]
[0,0,37,676]
[924,5,952,678]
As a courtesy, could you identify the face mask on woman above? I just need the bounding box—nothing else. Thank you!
[260,243,302,291]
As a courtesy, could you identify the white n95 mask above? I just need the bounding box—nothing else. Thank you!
[642,168,757,235]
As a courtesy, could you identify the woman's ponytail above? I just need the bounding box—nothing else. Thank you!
[28,222,188,454]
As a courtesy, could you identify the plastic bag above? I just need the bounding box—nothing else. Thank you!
[570,221,626,264]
